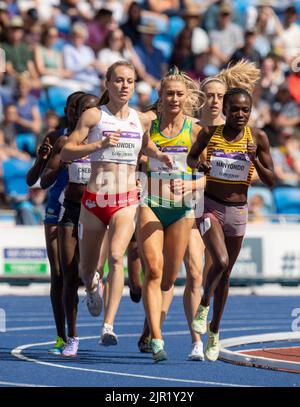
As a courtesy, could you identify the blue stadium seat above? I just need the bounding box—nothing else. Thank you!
[2,158,32,200]
[153,34,173,61]
[39,86,71,116]
[273,187,300,214]
[168,16,185,40]
[248,186,275,214]
[16,133,36,156]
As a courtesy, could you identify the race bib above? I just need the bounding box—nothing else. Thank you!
[149,146,188,174]
[210,150,251,182]
[69,159,91,184]
[99,131,141,162]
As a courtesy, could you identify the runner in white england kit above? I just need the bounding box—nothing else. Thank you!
[60,61,172,348]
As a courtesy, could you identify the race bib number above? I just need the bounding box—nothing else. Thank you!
[69,159,91,184]
[100,131,141,161]
[149,146,188,173]
[210,151,251,182]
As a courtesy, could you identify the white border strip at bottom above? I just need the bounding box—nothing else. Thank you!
[219,331,300,373]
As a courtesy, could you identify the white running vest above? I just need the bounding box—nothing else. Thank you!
[88,105,144,165]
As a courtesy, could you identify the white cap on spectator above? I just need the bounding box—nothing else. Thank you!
[136,81,152,95]
[0,1,7,11]
[71,22,88,40]
[9,16,24,28]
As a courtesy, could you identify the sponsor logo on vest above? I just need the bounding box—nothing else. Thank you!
[85,199,96,209]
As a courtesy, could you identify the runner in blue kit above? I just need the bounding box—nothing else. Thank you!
[27,91,84,354]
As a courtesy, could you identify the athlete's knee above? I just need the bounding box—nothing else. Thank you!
[213,254,229,273]
[161,278,174,291]
[145,260,162,282]
[108,250,124,269]
[185,271,202,290]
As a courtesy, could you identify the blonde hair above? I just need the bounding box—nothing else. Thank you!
[99,60,137,105]
[201,59,260,95]
[157,66,206,116]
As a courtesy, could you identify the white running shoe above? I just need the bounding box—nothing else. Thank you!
[61,337,79,357]
[85,272,103,317]
[99,323,118,346]
[188,341,204,361]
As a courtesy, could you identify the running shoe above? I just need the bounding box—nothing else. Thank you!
[129,287,142,303]
[191,305,209,334]
[99,323,118,346]
[151,338,167,362]
[188,341,204,361]
[205,323,220,362]
[138,335,152,353]
[61,337,79,357]
[85,272,103,317]
[48,336,66,355]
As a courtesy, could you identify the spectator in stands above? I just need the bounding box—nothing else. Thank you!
[248,193,269,222]
[23,7,43,48]
[1,16,39,86]
[0,105,30,161]
[272,127,300,187]
[34,26,73,88]
[95,0,132,23]
[188,52,210,82]
[170,27,193,71]
[248,84,271,129]
[274,6,300,65]
[209,3,244,69]
[97,28,145,79]
[13,73,42,155]
[86,8,115,52]
[134,81,153,111]
[180,9,210,55]
[120,1,142,45]
[0,104,17,147]
[144,0,182,17]
[230,30,262,66]
[58,0,90,24]
[260,55,285,104]
[0,2,9,42]
[38,110,60,145]
[134,22,167,89]
[247,5,283,58]
[63,22,101,92]
[271,84,300,128]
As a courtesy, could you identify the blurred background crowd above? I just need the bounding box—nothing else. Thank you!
[0,0,300,225]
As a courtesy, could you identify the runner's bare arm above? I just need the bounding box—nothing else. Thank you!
[40,136,68,189]
[60,108,104,161]
[187,126,215,169]
[250,129,275,188]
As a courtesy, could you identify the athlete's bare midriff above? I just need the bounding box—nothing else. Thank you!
[87,161,137,194]
[205,181,249,203]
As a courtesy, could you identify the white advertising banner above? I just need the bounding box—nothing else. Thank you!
[0,224,300,280]
[232,223,300,280]
[0,226,50,278]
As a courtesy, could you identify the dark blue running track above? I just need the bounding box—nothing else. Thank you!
[0,294,299,387]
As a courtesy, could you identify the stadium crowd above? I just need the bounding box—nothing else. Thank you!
[0,0,300,224]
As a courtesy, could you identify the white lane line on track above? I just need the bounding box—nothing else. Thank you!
[5,323,284,333]
[11,332,258,388]
[0,380,54,387]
